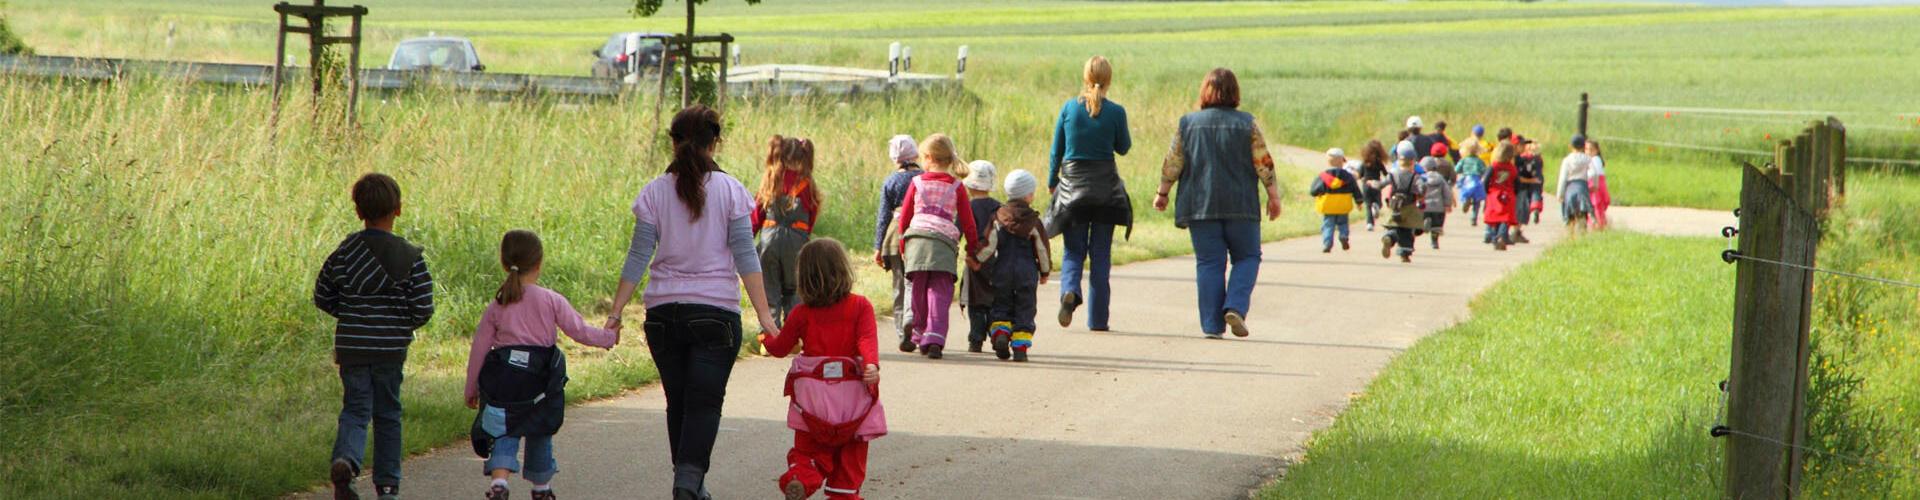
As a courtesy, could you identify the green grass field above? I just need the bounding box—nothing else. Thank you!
[5,0,1920,497]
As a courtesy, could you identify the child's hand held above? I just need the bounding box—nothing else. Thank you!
[863,364,880,385]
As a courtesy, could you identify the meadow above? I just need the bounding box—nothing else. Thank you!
[4,0,1920,497]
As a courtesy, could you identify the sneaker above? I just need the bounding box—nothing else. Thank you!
[1322,246,1332,254]
[1203,333,1225,340]
[1513,231,1531,244]
[1012,350,1028,362]
[897,336,916,353]
[1340,239,1350,251]
[968,341,984,353]
[1401,255,1412,263]
[1088,327,1110,332]
[782,479,807,500]
[1494,239,1508,251]
[531,489,556,500]
[1366,222,1375,232]
[1380,236,1393,259]
[486,485,509,500]
[1224,311,1250,338]
[375,485,399,500]
[991,332,1011,360]
[926,344,944,360]
[1431,241,1440,250]
[1057,292,1081,328]
[330,459,359,500]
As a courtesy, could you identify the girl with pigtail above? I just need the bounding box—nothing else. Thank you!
[465,229,621,500]
[895,133,982,359]
[754,135,822,328]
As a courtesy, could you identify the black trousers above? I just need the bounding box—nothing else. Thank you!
[991,279,1039,333]
[643,303,743,495]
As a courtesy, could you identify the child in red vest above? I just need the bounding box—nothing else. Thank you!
[759,239,886,500]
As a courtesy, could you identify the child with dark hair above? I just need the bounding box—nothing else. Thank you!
[466,230,620,500]
[974,170,1052,362]
[314,172,435,500]
[759,238,886,500]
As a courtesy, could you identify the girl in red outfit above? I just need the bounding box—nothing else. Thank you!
[894,134,982,359]
[1481,143,1521,251]
[758,238,886,500]
[754,136,822,328]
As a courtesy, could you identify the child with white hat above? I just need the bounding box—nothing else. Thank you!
[973,170,1052,362]
[959,160,1002,353]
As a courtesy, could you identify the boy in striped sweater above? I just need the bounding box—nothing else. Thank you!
[313,173,436,500]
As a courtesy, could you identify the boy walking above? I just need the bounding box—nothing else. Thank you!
[313,173,436,500]
[973,170,1052,362]
[1310,148,1362,253]
[960,161,1002,354]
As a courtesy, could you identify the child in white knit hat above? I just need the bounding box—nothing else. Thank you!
[959,160,1001,353]
[971,170,1051,362]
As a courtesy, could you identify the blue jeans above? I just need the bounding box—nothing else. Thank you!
[1188,219,1262,335]
[1484,222,1510,243]
[333,362,404,487]
[1059,221,1114,329]
[1320,215,1350,249]
[483,405,559,484]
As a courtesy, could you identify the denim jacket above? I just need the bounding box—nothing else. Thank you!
[1160,108,1278,228]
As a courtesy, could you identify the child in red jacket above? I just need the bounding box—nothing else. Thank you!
[759,239,886,500]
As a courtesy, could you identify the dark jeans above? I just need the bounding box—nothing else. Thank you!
[1059,221,1114,329]
[643,303,743,495]
[992,280,1039,334]
[333,361,405,487]
[967,305,992,345]
[1385,227,1416,257]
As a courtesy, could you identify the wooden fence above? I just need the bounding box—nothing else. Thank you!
[1720,117,1845,499]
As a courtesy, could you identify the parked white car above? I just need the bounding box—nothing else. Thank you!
[387,36,485,72]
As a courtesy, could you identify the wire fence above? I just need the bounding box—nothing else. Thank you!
[1593,103,1920,120]
[1593,135,1920,168]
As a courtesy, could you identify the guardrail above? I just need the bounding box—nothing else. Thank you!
[0,54,958,100]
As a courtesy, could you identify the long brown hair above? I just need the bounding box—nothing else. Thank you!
[795,238,854,308]
[668,105,724,220]
[920,133,965,176]
[1197,67,1239,110]
[1081,56,1112,118]
[495,229,544,305]
[1493,143,1518,165]
[1362,140,1388,167]
[758,135,817,207]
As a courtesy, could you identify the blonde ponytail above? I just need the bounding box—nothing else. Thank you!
[1081,56,1113,118]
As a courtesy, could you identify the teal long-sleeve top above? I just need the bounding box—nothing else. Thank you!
[1048,97,1132,189]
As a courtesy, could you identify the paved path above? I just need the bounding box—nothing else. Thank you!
[319,148,1720,499]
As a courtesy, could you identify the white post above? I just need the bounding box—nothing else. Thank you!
[902,46,913,72]
[625,33,641,75]
[731,44,741,66]
[887,41,901,84]
[956,45,969,80]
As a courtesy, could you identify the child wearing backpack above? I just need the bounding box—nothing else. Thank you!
[314,173,435,500]
[755,136,821,327]
[1310,148,1362,253]
[1455,139,1489,226]
[873,135,922,347]
[1419,157,1456,250]
[896,134,983,359]
[758,239,886,500]
[958,161,1001,354]
[974,170,1052,362]
[466,230,621,500]
[1380,142,1426,263]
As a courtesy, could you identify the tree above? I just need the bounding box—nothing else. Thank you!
[630,0,762,37]
[0,2,32,55]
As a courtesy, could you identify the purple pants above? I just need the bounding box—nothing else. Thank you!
[908,271,956,347]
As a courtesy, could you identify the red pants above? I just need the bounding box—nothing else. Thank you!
[781,431,869,499]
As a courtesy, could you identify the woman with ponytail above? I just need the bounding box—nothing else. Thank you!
[1045,55,1133,332]
[605,105,782,500]
[465,229,619,500]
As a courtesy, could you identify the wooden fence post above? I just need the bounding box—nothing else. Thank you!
[1725,161,1821,500]
[1828,118,1847,203]
[1578,92,1590,137]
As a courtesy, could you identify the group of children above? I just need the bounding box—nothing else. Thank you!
[315,128,1058,500]
[871,135,1055,363]
[1309,116,1612,261]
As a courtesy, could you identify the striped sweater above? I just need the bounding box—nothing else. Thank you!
[313,229,436,365]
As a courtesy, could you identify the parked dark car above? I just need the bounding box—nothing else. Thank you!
[591,32,673,80]
[388,36,485,72]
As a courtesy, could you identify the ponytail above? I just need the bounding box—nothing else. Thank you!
[667,105,724,220]
[494,230,544,305]
[759,135,788,206]
[1081,56,1113,118]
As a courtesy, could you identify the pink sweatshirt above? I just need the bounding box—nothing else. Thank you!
[464,284,619,400]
